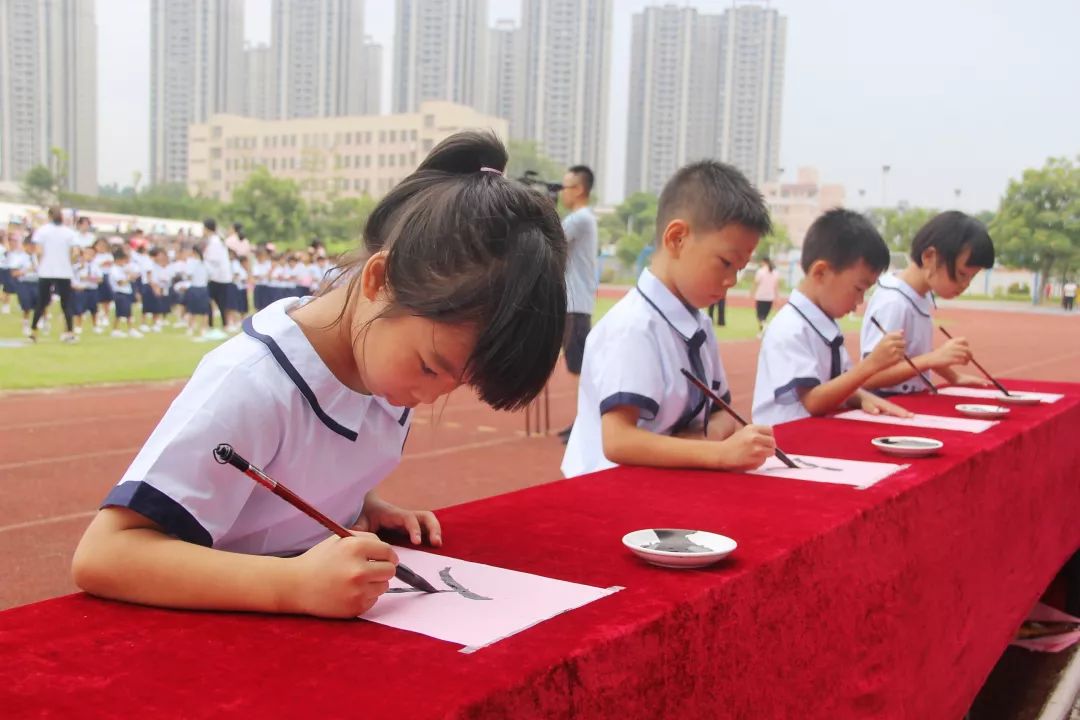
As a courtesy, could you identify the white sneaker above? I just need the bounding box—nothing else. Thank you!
[93,326,103,334]
[74,326,83,335]
[0,304,9,314]
[138,324,150,333]
[111,329,127,338]
[129,329,144,338]
[151,324,162,333]
[60,333,78,344]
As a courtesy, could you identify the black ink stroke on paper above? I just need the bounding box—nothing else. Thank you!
[385,567,492,600]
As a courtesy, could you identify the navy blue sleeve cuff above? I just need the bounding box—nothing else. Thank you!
[599,392,660,421]
[102,481,213,547]
[774,377,820,404]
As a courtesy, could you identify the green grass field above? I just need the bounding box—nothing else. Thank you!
[0,296,860,391]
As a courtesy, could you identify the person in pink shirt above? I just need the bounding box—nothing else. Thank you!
[751,257,781,336]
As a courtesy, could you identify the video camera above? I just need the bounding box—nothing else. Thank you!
[515,170,563,203]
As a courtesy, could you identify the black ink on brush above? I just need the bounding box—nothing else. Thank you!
[937,325,1011,396]
[678,369,799,469]
[868,317,939,393]
[212,443,440,594]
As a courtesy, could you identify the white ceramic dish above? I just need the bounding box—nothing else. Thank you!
[622,529,737,569]
[955,403,1010,420]
[871,436,944,458]
[995,392,1042,406]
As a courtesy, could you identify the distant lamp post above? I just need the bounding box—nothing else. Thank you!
[954,188,962,209]
[881,165,891,207]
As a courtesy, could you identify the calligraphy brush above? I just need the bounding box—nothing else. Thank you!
[868,317,938,393]
[679,369,798,469]
[212,443,439,594]
[937,325,1011,396]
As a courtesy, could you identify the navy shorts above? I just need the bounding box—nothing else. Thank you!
[114,293,133,319]
[16,280,39,312]
[184,286,211,316]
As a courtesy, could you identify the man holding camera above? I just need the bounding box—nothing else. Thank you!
[558,165,599,443]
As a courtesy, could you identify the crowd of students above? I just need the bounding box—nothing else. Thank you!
[0,216,335,342]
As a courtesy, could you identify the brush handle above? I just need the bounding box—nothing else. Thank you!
[213,444,438,593]
[679,369,799,469]
[937,326,1010,396]
[869,318,938,393]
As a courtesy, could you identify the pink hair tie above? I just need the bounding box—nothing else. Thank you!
[480,166,503,175]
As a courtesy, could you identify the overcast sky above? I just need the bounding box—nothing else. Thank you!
[97,0,1080,211]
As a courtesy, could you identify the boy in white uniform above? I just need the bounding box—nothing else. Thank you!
[861,211,995,394]
[752,209,912,426]
[562,161,776,477]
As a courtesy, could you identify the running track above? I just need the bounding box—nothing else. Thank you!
[2,299,1079,609]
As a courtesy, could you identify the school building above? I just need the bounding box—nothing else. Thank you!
[761,166,846,248]
[186,101,508,203]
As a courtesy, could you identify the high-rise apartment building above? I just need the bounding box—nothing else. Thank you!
[0,0,98,195]
[520,0,611,192]
[393,0,488,114]
[150,0,244,185]
[271,0,372,119]
[243,43,275,120]
[625,3,786,194]
[487,18,524,139]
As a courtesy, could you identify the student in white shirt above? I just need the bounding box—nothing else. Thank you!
[183,245,212,340]
[108,249,142,338]
[861,211,995,394]
[1064,280,1078,312]
[0,231,12,314]
[29,207,79,343]
[72,247,103,335]
[562,160,776,478]
[7,236,39,334]
[752,210,912,426]
[203,218,231,332]
[75,216,95,249]
[72,132,569,618]
[251,246,272,310]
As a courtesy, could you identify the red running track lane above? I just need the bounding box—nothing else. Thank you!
[2,304,1079,609]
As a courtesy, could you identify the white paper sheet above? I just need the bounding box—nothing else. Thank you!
[937,387,1063,403]
[361,547,620,651]
[747,454,906,489]
[833,409,996,433]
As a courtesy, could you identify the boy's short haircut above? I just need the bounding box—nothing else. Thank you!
[909,211,994,279]
[655,161,771,245]
[800,208,889,273]
[567,165,594,196]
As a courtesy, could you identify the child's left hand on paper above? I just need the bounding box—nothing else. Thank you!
[353,494,443,547]
[860,393,914,419]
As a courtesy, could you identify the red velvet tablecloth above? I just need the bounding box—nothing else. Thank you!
[2,380,1078,719]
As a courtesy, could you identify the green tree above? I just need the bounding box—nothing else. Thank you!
[505,140,566,189]
[308,193,377,250]
[866,206,939,253]
[756,222,791,261]
[21,165,57,207]
[50,147,69,194]
[225,166,308,248]
[990,156,1080,284]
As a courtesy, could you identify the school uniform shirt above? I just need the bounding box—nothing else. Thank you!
[108,265,134,294]
[8,251,36,281]
[561,268,730,478]
[751,289,852,426]
[186,258,210,287]
[31,223,77,279]
[232,260,248,287]
[101,297,413,555]
[251,260,271,283]
[76,231,95,249]
[309,263,332,292]
[132,251,154,283]
[859,273,934,394]
[149,264,171,293]
[79,261,101,289]
[203,234,232,283]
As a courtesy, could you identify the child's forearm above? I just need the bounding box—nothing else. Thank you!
[798,361,878,415]
[603,421,727,470]
[73,510,297,614]
[934,365,961,383]
[862,352,936,390]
